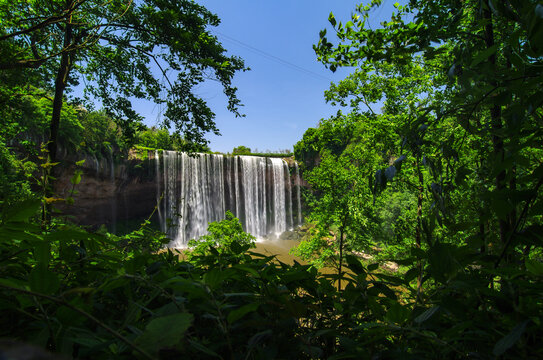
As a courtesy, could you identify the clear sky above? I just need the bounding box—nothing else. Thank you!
[142,1,402,153]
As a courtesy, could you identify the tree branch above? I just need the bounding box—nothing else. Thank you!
[494,172,543,268]
[0,58,47,70]
[0,16,67,42]
[99,35,174,89]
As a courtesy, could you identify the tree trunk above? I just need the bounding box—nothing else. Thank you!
[44,2,74,223]
[337,225,344,292]
[48,17,74,163]
[483,6,509,247]
[415,158,423,301]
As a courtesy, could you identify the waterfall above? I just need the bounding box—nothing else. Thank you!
[109,151,117,233]
[159,151,301,247]
[240,156,267,237]
[269,158,286,237]
[285,161,293,230]
[234,156,240,218]
[295,162,302,225]
[155,150,163,229]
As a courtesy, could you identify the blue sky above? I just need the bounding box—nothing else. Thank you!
[142,1,402,153]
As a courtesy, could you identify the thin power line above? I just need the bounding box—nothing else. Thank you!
[212,30,333,82]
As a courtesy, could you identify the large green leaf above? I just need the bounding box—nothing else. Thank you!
[136,313,193,354]
[386,301,410,324]
[525,260,543,276]
[470,45,498,67]
[29,266,60,295]
[414,306,440,324]
[227,302,259,324]
[203,268,235,289]
[31,240,51,267]
[345,254,366,275]
[493,321,529,356]
[188,339,222,358]
[2,199,41,222]
[428,243,458,282]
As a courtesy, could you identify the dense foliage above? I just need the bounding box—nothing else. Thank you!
[293,0,543,357]
[0,200,431,359]
[232,145,252,156]
[230,146,293,157]
[0,0,246,166]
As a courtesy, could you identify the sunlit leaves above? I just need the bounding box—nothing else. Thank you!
[0,0,247,149]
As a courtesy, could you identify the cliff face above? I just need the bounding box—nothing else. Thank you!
[53,152,158,229]
[53,152,305,233]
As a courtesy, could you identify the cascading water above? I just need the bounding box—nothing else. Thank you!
[295,162,302,225]
[285,161,294,229]
[240,156,267,237]
[269,158,287,237]
[159,151,302,247]
[155,150,163,230]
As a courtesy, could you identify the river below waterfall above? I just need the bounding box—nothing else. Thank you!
[253,239,304,264]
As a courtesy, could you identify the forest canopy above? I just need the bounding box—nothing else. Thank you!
[0,0,246,160]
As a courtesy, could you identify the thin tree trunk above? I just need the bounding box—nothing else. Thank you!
[337,226,344,292]
[48,19,73,163]
[44,2,74,223]
[483,6,509,247]
[479,221,486,254]
[415,159,423,301]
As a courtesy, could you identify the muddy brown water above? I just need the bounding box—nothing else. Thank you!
[172,239,348,287]
[169,239,305,264]
[251,240,305,264]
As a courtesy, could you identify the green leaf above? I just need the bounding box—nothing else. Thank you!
[367,263,379,271]
[386,301,410,324]
[232,262,260,277]
[414,306,440,324]
[136,313,193,354]
[44,229,93,243]
[188,339,222,358]
[428,243,458,282]
[0,278,28,290]
[227,302,259,324]
[70,170,82,185]
[203,268,233,289]
[329,12,337,27]
[29,266,60,295]
[525,260,543,276]
[32,240,51,266]
[248,329,273,349]
[493,321,529,356]
[470,45,498,67]
[345,254,366,275]
[56,305,87,326]
[404,268,419,283]
[3,199,41,222]
[71,334,105,348]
